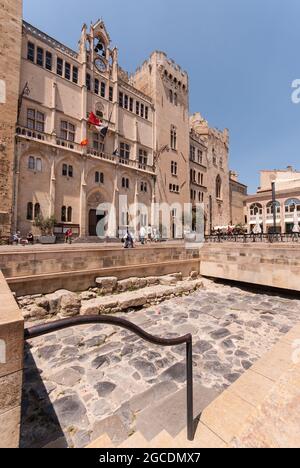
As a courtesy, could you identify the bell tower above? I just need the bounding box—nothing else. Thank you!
[0,0,23,235]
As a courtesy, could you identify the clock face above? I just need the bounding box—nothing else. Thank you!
[95,58,107,72]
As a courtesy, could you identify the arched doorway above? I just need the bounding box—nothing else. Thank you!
[87,192,106,237]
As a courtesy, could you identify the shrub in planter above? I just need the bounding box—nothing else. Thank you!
[34,215,57,244]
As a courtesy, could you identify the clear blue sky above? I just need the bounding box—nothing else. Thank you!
[23,0,300,193]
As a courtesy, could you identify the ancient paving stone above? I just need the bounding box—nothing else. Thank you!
[94,382,117,397]
[210,328,231,340]
[53,394,88,428]
[160,362,186,383]
[50,369,82,387]
[130,358,157,378]
[20,278,300,448]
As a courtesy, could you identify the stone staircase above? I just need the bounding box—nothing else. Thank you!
[87,322,300,449]
[87,382,222,449]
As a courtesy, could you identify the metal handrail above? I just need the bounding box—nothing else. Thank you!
[25,315,195,442]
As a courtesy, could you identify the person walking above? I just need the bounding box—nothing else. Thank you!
[147,225,153,243]
[140,226,146,245]
[124,229,134,249]
[65,228,73,245]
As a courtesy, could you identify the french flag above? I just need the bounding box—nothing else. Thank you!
[88,112,109,138]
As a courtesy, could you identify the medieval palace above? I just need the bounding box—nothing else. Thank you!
[0,1,246,239]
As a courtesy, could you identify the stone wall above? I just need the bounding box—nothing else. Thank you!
[0,270,24,448]
[200,243,300,292]
[0,0,22,235]
[1,245,201,296]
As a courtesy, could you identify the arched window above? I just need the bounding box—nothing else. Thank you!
[27,202,33,220]
[285,198,300,213]
[266,201,280,215]
[36,158,42,172]
[170,125,177,150]
[169,89,173,104]
[250,203,263,216]
[34,203,41,219]
[122,177,129,189]
[67,207,72,223]
[61,206,67,222]
[28,156,35,170]
[216,176,222,199]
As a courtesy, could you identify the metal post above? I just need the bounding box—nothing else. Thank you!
[186,337,194,441]
[272,182,277,239]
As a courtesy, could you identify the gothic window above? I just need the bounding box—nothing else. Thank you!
[36,158,42,172]
[139,149,148,169]
[120,142,130,160]
[141,104,144,118]
[169,90,173,104]
[27,42,35,62]
[34,203,41,219]
[86,73,91,91]
[61,121,75,142]
[129,97,133,112]
[27,203,33,220]
[68,165,73,178]
[61,206,67,222]
[28,156,35,170]
[62,164,68,177]
[65,62,71,80]
[122,177,130,189]
[198,149,203,165]
[57,57,63,76]
[27,109,45,133]
[174,93,178,106]
[73,66,78,84]
[109,86,113,102]
[145,106,149,120]
[101,82,106,98]
[190,145,195,161]
[46,52,52,71]
[171,161,178,176]
[94,78,100,95]
[67,207,73,223]
[93,133,105,152]
[124,95,129,110]
[95,171,104,184]
[37,47,44,67]
[140,181,148,193]
[170,125,177,150]
[136,101,140,115]
[119,92,124,107]
[216,175,222,199]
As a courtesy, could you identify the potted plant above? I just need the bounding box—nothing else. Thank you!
[34,215,57,244]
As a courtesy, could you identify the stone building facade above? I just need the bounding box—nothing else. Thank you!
[229,171,248,226]
[245,167,300,234]
[189,113,231,233]
[0,5,240,239]
[0,0,23,236]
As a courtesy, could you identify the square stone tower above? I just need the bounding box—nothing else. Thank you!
[0,0,23,236]
[133,52,190,231]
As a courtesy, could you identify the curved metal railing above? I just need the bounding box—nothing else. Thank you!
[25,315,194,442]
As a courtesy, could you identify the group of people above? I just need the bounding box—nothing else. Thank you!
[12,231,34,245]
[123,225,160,249]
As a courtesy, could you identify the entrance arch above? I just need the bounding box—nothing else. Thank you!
[87,191,106,237]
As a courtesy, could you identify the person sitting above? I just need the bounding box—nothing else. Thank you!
[26,232,34,245]
[12,231,21,245]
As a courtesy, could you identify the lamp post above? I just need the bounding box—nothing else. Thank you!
[272,182,277,237]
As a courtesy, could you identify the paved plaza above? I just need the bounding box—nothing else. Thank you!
[21,279,300,448]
